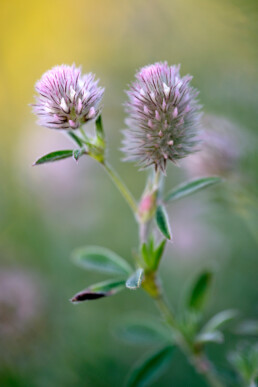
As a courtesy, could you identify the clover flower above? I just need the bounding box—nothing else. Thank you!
[122,62,201,172]
[32,64,104,130]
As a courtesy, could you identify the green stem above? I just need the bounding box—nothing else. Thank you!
[152,281,224,387]
[102,162,138,214]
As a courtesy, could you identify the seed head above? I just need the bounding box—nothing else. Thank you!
[32,64,104,130]
[122,62,202,172]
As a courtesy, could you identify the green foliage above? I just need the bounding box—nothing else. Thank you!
[164,177,222,202]
[126,346,174,387]
[202,310,238,333]
[236,320,258,336]
[68,131,84,147]
[155,205,172,240]
[33,150,81,165]
[188,271,212,311]
[70,279,125,303]
[229,343,258,385]
[195,331,224,345]
[126,268,144,289]
[95,114,105,140]
[72,246,132,275]
[116,317,171,345]
[141,237,166,271]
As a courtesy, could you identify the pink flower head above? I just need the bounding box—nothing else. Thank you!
[122,62,202,172]
[32,64,104,130]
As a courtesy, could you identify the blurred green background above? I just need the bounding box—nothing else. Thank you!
[0,0,257,386]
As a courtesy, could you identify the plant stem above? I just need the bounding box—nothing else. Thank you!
[102,162,138,214]
[152,281,224,387]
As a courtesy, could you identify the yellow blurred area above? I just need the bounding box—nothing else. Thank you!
[0,0,256,145]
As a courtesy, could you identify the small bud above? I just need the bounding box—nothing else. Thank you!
[87,107,96,119]
[150,91,156,103]
[143,105,149,114]
[77,98,82,114]
[163,82,170,98]
[155,110,161,121]
[70,86,76,101]
[148,119,153,129]
[60,98,69,113]
[69,119,77,128]
[173,107,178,118]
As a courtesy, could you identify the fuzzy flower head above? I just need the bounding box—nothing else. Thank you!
[122,62,201,172]
[32,64,104,130]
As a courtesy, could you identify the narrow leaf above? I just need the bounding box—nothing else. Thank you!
[70,279,125,303]
[117,318,171,345]
[33,150,74,165]
[68,131,84,147]
[195,331,224,345]
[72,246,133,276]
[235,320,258,336]
[126,268,144,290]
[126,346,174,387]
[152,239,167,270]
[95,114,104,139]
[202,310,238,333]
[155,205,172,240]
[165,177,222,202]
[188,271,212,311]
[141,243,150,266]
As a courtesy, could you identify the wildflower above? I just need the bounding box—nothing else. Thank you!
[32,64,104,130]
[122,62,201,172]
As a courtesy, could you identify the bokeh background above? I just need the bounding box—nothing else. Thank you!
[0,0,257,386]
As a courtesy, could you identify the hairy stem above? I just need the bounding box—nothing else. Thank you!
[102,162,138,214]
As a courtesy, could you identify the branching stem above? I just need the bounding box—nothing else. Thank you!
[102,162,138,214]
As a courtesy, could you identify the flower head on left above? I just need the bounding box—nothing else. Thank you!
[32,64,104,130]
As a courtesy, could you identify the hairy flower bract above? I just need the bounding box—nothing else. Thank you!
[122,62,202,172]
[32,64,104,130]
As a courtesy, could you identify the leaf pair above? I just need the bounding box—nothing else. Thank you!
[187,271,238,345]
[141,238,166,271]
[70,246,144,302]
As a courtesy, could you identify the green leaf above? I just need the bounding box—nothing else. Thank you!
[126,346,174,387]
[72,246,133,276]
[165,177,222,202]
[68,131,84,147]
[152,239,167,270]
[195,331,224,344]
[95,114,105,139]
[70,279,125,303]
[202,310,238,333]
[155,205,172,240]
[188,271,212,311]
[235,320,258,336]
[33,150,75,165]
[117,317,172,345]
[126,268,144,290]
